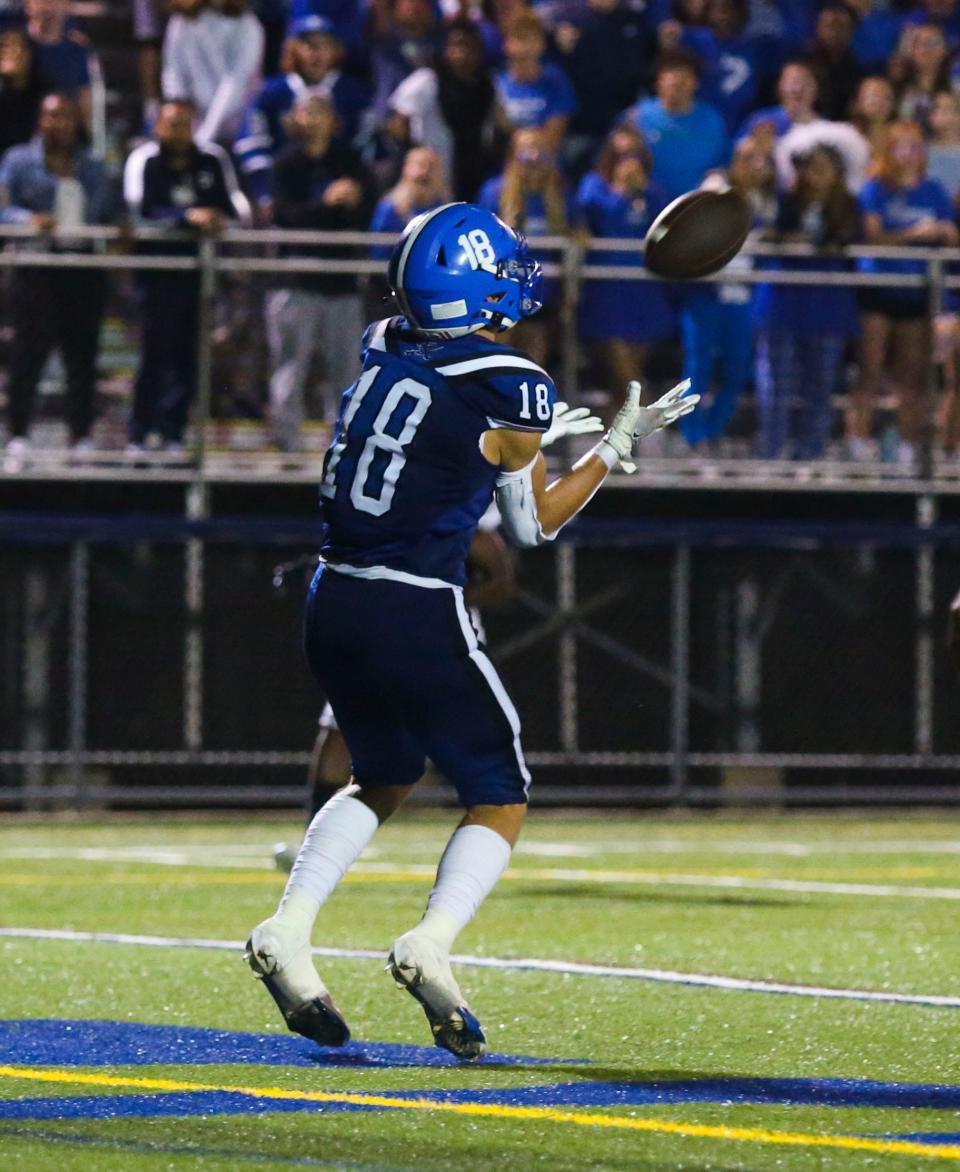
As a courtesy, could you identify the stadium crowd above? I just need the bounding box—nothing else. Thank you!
[2,0,960,462]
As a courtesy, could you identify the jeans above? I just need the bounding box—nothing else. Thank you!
[678,290,753,445]
[755,331,848,459]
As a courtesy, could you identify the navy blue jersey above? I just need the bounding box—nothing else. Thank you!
[319,317,557,585]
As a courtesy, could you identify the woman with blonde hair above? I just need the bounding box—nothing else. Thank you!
[850,119,958,462]
[477,125,573,365]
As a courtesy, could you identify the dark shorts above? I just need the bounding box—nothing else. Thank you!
[303,565,530,806]
[858,290,928,322]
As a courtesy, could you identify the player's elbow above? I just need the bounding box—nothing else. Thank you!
[494,466,554,548]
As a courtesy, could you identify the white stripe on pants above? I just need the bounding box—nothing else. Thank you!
[264,287,363,449]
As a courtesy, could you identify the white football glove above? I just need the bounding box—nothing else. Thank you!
[540,401,605,448]
[604,379,699,473]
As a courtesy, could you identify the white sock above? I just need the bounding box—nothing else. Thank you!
[409,824,513,953]
[275,786,379,937]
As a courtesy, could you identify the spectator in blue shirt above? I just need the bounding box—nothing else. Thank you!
[495,8,577,155]
[236,15,369,214]
[0,93,115,459]
[576,126,676,419]
[478,125,575,368]
[622,49,730,200]
[552,0,652,174]
[902,0,960,51]
[680,135,777,447]
[662,0,764,133]
[756,144,862,459]
[367,144,447,306]
[24,0,89,128]
[849,0,906,73]
[850,119,958,462]
[738,59,818,142]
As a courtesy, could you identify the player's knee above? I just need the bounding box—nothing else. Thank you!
[354,783,413,823]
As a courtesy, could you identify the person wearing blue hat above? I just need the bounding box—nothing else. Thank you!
[236,13,368,213]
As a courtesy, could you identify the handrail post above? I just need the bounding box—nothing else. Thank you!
[560,237,583,402]
[922,255,945,481]
[191,234,217,474]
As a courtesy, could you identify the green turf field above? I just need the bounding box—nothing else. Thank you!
[2,812,960,1170]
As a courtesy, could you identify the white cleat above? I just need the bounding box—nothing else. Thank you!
[387,933,486,1061]
[245,917,350,1047]
[272,842,298,873]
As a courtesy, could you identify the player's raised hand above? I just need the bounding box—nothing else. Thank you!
[540,401,604,448]
[604,379,699,472]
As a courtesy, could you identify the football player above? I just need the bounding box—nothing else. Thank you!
[246,203,698,1059]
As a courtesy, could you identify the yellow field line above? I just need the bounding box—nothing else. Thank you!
[1,1065,958,1161]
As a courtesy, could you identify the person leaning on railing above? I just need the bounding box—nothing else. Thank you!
[266,90,375,453]
[123,97,250,455]
[849,119,958,465]
[755,143,862,460]
[0,91,117,466]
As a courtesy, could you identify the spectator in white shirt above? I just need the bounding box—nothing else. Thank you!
[161,0,264,147]
[386,19,498,200]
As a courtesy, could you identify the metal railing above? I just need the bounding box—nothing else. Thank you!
[1,225,959,487]
[2,228,960,807]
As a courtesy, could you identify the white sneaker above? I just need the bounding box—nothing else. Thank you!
[272,842,298,873]
[387,933,486,1060]
[245,916,350,1046]
[3,436,31,473]
[70,437,96,463]
[847,437,875,462]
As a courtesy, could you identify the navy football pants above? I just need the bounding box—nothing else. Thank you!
[304,565,530,806]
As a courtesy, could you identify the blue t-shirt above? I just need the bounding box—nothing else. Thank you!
[319,317,557,585]
[681,27,761,134]
[32,36,89,93]
[852,7,905,71]
[575,170,668,259]
[626,98,731,200]
[368,196,443,258]
[858,176,955,294]
[495,62,578,130]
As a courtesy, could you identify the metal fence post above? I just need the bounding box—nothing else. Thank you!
[191,234,217,472]
[67,541,89,804]
[915,493,937,755]
[183,236,215,751]
[557,543,578,752]
[560,238,582,401]
[667,544,691,799]
[922,256,945,480]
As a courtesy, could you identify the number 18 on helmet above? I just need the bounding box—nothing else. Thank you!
[387,202,544,337]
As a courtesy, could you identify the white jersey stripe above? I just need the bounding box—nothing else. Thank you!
[453,589,531,790]
[393,202,461,302]
[436,355,550,379]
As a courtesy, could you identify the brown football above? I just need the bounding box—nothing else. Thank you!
[644,189,751,280]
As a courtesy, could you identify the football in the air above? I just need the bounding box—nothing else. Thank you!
[644,189,751,280]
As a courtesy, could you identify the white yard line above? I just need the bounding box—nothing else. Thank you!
[0,926,956,1010]
[6,838,960,863]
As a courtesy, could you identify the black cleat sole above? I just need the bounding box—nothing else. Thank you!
[388,958,486,1061]
[261,972,351,1047]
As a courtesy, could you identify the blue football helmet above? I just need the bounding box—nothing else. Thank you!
[387,202,543,336]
